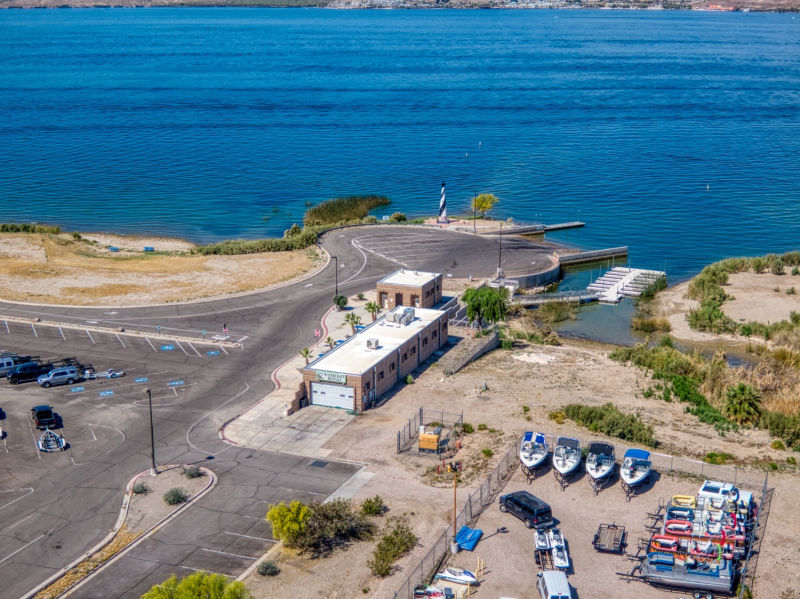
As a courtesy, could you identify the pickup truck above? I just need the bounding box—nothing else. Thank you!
[7,361,54,384]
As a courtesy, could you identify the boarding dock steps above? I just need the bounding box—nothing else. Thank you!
[586,267,665,303]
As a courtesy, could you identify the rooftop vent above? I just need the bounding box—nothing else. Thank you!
[366,338,380,349]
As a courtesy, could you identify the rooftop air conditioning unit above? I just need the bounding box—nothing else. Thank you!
[385,311,397,323]
[366,338,379,349]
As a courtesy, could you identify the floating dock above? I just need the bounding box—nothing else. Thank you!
[587,267,666,303]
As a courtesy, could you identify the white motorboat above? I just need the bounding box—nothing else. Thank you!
[552,437,581,476]
[585,441,615,480]
[620,448,651,487]
[548,528,570,569]
[534,527,551,551]
[520,431,549,469]
[434,567,478,586]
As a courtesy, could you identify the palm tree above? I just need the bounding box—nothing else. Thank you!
[344,313,362,335]
[723,383,762,426]
[325,336,334,350]
[364,301,381,322]
[299,347,311,365]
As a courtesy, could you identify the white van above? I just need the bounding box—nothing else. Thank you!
[0,356,16,376]
[537,570,572,599]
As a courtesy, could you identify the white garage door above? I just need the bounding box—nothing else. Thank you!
[311,382,355,410]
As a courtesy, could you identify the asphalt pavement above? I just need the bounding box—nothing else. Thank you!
[0,225,556,598]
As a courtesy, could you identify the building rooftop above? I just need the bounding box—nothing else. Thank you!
[378,269,441,288]
[307,307,445,375]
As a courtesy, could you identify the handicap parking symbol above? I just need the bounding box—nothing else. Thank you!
[168,380,184,387]
[206,350,220,357]
[135,377,149,383]
[160,344,175,351]
[70,386,84,393]
[99,390,115,397]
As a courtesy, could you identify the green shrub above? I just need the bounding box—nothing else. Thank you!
[501,339,513,350]
[333,294,348,309]
[564,403,657,447]
[536,301,578,323]
[368,519,417,577]
[389,212,407,222]
[548,410,566,424]
[723,383,762,426]
[461,422,475,434]
[635,276,668,305]
[769,461,779,471]
[522,405,530,413]
[760,411,800,448]
[0,223,61,234]
[787,287,796,295]
[793,266,799,276]
[787,456,797,465]
[357,293,365,300]
[771,439,786,450]
[132,481,149,495]
[163,488,189,505]
[304,196,390,226]
[257,560,280,577]
[704,451,735,465]
[478,423,488,430]
[360,496,386,517]
[267,500,311,547]
[631,316,671,333]
[182,465,203,479]
[481,448,494,458]
[141,572,251,599]
[297,499,374,557]
[404,374,414,384]
[71,231,82,240]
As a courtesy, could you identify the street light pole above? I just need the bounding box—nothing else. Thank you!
[333,255,338,298]
[144,388,157,476]
[498,223,503,274]
[473,192,477,234]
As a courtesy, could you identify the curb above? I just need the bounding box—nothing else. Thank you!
[219,302,338,446]
[25,465,217,599]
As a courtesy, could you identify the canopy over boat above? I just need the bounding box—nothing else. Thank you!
[623,448,650,461]
[557,437,580,449]
[588,442,614,456]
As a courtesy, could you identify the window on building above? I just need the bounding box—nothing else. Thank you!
[423,338,428,346]
[390,363,395,371]
[432,331,437,338]
[379,371,384,380]
[411,347,416,354]
[365,381,370,390]
[402,352,408,361]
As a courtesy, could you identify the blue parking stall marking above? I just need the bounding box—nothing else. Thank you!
[70,386,85,393]
[160,344,175,351]
[206,350,220,357]
[168,380,184,387]
[99,390,115,397]
[135,377,149,383]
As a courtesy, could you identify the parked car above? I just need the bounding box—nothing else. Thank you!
[498,490,553,529]
[7,361,53,384]
[38,366,80,388]
[537,570,572,599]
[0,354,36,377]
[31,405,57,429]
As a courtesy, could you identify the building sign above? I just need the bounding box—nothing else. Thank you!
[316,370,347,384]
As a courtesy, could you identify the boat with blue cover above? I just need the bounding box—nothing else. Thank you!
[620,448,651,487]
[520,431,549,469]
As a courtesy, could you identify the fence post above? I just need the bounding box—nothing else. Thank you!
[420,406,423,425]
[397,431,400,454]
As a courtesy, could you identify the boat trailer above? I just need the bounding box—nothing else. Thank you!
[520,461,546,483]
[589,470,616,496]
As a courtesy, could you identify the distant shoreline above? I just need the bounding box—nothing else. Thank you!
[1,3,799,13]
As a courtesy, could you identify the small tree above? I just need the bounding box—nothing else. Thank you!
[299,347,311,365]
[326,336,335,350]
[141,571,252,599]
[267,500,312,548]
[462,286,508,328]
[389,212,407,222]
[723,383,762,426]
[473,193,499,219]
[333,295,348,310]
[364,301,381,322]
[345,312,362,335]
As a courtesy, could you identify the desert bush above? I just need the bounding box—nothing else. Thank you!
[635,276,668,305]
[142,572,251,599]
[704,451,735,465]
[132,481,149,495]
[368,519,417,577]
[548,410,566,424]
[501,339,513,349]
[0,223,61,234]
[389,212,407,222]
[771,439,786,450]
[182,465,203,479]
[461,422,475,434]
[723,383,762,426]
[478,423,488,430]
[760,411,800,447]
[404,374,414,384]
[163,488,189,505]
[481,448,494,458]
[564,403,657,447]
[360,495,386,517]
[304,196,390,226]
[333,294,348,309]
[257,561,280,577]
[298,499,374,556]
[632,316,671,333]
[535,301,578,323]
[266,500,312,547]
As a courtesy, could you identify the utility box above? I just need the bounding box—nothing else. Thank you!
[418,426,443,453]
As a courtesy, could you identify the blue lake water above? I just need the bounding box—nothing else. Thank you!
[1,8,799,282]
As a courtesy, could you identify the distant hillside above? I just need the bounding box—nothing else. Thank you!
[1,0,798,12]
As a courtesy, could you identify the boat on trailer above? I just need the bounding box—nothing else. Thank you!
[534,528,551,551]
[548,528,570,569]
[552,437,581,476]
[620,448,651,487]
[641,552,734,594]
[38,429,66,452]
[434,567,478,586]
[585,441,615,480]
[520,431,549,469]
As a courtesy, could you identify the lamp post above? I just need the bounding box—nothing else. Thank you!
[498,223,503,275]
[333,255,338,298]
[143,388,157,476]
[473,192,477,234]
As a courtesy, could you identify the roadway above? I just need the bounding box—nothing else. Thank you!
[0,225,557,598]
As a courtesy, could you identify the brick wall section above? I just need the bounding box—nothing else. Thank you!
[376,274,443,310]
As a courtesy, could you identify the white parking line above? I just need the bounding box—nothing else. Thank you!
[175,341,188,355]
[200,548,257,560]
[4,320,8,334]
[218,344,228,355]
[179,565,232,577]
[0,488,34,512]
[27,419,41,460]
[115,334,126,348]
[187,342,201,357]
[236,336,248,343]
[30,324,37,337]
[0,534,45,566]
[224,531,276,543]
[86,330,95,344]
[57,326,66,341]
[145,337,156,351]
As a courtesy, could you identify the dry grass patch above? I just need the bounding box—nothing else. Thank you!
[33,525,142,599]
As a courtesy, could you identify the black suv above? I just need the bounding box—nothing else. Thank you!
[31,405,57,429]
[499,491,554,529]
[7,361,53,385]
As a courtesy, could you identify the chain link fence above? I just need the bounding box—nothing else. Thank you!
[396,407,464,454]
[391,439,519,599]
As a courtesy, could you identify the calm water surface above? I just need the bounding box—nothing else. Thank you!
[1,8,799,281]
